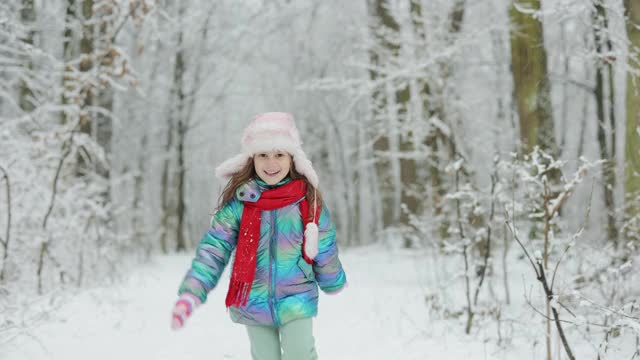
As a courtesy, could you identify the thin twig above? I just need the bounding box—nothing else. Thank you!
[454,167,474,335]
[474,171,497,306]
[549,189,571,217]
[42,130,76,229]
[504,217,540,278]
[109,1,144,43]
[551,240,575,291]
[578,295,640,321]
[631,335,640,360]
[558,300,577,318]
[39,122,80,294]
[523,295,581,325]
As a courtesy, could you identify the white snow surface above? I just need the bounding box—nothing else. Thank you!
[1,244,622,359]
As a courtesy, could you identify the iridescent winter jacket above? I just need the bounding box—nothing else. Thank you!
[177,177,347,327]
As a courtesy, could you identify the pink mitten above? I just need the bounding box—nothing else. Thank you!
[171,293,200,330]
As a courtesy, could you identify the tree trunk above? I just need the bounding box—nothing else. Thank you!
[368,0,402,229]
[357,114,382,245]
[624,0,640,225]
[66,0,112,180]
[437,0,465,161]
[79,0,94,106]
[323,107,355,246]
[176,114,186,252]
[577,64,592,158]
[0,166,12,282]
[160,2,187,253]
[73,0,94,176]
[593,2,618,245]
[19,0,36,112]
[159,122,174,254]
[94,2,115,192]
[61,0,76,124]
[509,0,558,157]
[385,81,402,225]
[510,2,557,358]
[133,136,149,259]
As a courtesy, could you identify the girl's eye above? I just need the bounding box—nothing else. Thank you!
[258,153,267,158]
[276,153,284,158]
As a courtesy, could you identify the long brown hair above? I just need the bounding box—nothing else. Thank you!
[217,156,323,222]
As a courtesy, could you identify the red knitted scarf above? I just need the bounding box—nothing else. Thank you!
[225,179,319,308]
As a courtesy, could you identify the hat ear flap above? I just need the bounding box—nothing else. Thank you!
[215,153,251,180]
[292,150,319,188]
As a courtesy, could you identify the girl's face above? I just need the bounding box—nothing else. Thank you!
[253,150,292,185]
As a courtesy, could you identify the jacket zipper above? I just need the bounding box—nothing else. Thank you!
[269,210,280,326]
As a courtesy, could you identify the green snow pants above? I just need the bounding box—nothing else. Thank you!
[245,318,318,360]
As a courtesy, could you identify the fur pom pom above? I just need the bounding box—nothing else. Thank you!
[304,223,319,260]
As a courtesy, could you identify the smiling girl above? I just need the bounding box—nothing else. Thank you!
[170,112,347,360]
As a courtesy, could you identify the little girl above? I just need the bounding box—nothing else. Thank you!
[171,112,347,360]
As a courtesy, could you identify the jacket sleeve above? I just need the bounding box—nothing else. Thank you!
[177,198,242,303]
[312,203,347,293]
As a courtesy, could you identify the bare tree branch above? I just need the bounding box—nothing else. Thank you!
[537,260,576,360]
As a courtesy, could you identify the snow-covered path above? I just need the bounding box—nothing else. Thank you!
[4,245,535,360]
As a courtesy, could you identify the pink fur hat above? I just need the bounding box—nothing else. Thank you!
[215,112,319,188]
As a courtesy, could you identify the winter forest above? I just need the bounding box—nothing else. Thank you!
[1,0,640,359]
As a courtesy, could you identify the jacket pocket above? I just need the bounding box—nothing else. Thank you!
[297,257,315,281]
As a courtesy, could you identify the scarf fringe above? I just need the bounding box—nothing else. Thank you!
[225,280,252,308]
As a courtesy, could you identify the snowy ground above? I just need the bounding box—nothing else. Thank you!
[1,244,628,360]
